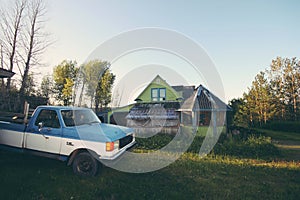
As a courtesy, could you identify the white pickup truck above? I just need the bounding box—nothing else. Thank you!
[0,106,136,176]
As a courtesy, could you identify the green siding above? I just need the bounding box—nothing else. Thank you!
[136,75,180,102]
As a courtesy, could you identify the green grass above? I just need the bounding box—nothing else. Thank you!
[0,127,299,199]
[254,128,300,141]
[0,150,299,199]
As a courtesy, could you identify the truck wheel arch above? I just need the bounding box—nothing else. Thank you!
[67,148,99,166]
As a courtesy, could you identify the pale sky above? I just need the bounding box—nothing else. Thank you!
[1,0,299,104]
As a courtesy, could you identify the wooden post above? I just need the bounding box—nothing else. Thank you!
[212,110,217,137]
[23,101,30,124]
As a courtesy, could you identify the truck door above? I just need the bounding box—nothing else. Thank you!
[25,109,62,155]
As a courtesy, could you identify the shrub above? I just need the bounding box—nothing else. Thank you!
[134,127,281,160]
[213,133,281,159]
[135,133,173,150]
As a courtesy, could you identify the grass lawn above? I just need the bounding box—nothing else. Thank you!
[254,128,300,160]
[1,128,300,200]
[254,128,300,141]
[0,150,299,199]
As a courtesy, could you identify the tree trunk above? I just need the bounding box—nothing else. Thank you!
[19,2,37,109]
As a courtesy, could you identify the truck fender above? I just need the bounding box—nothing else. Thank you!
[67,149,100,166]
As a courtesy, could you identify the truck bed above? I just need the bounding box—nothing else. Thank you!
[0,121,26,132]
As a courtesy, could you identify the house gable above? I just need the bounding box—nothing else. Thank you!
[136,75,180,102]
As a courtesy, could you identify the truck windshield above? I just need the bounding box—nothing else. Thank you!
[61,109,101,127]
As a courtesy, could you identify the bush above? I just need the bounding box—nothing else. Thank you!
[134,127,281,159]
[213,131,281,159]
[135,134,174,150]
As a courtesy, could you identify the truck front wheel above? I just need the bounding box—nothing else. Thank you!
[72,152,99,176]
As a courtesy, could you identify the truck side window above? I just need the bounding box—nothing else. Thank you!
[35,109,60,128]
[61,110,75,126]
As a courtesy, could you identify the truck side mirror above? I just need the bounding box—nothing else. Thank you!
[38,122,44,131]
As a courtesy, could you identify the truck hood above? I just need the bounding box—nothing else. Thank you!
[64,123,134,142]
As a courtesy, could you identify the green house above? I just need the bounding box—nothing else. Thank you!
[126,75,185,134]
[107,74,230,135]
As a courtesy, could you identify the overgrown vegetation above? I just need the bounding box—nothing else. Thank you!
[136,127,282,160]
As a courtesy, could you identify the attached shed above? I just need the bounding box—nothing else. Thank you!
[179,84,231,131]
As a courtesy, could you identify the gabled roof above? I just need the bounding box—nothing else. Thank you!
[135,75,180,102]
[0,68,15,78]
[178,85,231,112]
[196,85,231,111]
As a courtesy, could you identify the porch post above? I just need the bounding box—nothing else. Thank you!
[212,110,217,137]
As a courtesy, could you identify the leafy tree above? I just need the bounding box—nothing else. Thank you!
[53,60,78,105]
[235,72,275,126]
[282,58,300,120]
[233,57,300,127]
[269,57,300,121]
[38,75,53,99]
[79,60,110,108]
[95,68,115,112]
[252,72,275,125]
[62,78,74,105]
[227,98,244,127]
[268,57,286,120]
[24,73,36,96]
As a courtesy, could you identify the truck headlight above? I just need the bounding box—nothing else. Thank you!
[106,140,119,151]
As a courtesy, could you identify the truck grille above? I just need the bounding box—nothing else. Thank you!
[119,135,133,149]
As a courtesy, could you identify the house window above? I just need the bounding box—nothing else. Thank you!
[151,88,166,101]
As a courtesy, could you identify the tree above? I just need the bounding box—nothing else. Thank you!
[232,57,300,127]
[53,60,78,105]
[79,60,110,108]
[227,98,244,127]
[268,57,286,120]
[269,57,300,121]
[39,75,52,99]
[0,0,51,111]
[0,0,26,92]
[282,58,300,120]
[19,0,51,107]
[95,68,115,112]
[235,71,275,127]
[24,72,36,96]
[252,72,275,125]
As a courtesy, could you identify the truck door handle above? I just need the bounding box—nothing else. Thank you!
[42,134,49,139]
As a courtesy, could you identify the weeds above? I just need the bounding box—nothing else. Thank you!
[135,127,281,160]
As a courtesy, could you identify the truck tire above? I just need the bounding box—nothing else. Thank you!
[72,152,99,176]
